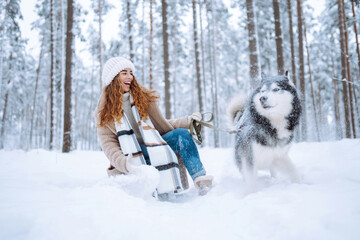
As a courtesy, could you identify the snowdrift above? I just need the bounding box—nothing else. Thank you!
[1,139,360,240]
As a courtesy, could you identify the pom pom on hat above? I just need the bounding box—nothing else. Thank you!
[102,57,135,87]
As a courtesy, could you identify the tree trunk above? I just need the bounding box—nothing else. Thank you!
[337,0,351,138]
[342,0,356,138]
[332,77,342,139]
[172,0,178,117]
[297,0,307,140]
[199,0,207,106]
[352,85,360,130]
[60,0,65,148]
[318,83,322,140]
[88,60,95,149]
[55,0,65,149]
[127,0,134,62]
[303,17,320,141]
[287,0,297,87]
[0,53,12,149]
[287,0,300,141]
[30,41,44,149]
[192,0,203,113]
[98,0,103,89]
[161,0,171,119]
[210,0,219,147]
[331,36,342,139]
[149,0,153,89]
[62,0,74,152]
[204,0,218,147]
[204,0,216,147]
[245,0,259,89]
[273,0,284,74]
[141,0,145,84]
[50,0,55,150]
[0,3,8,101]
[352,1,360,75]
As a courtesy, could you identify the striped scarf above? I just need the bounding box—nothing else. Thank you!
[115,94,186,195]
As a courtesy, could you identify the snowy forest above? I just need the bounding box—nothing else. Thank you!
[1,0,360,152]
[1,1,360,239]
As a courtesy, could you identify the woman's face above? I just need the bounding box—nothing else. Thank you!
[118,68,133,93]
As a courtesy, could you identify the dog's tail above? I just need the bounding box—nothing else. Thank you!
[227,94,247,125]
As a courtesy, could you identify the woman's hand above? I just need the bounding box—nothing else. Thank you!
[125,153,142,173]
[188,112,202,125]
[125,154,159,186]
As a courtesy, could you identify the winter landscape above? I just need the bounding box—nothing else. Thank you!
[1,0,360,239]
[1,139,360,240]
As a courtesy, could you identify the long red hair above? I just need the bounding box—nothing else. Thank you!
[98,74,159,126]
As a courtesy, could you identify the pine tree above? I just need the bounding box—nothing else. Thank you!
[192,0,203,113]
[303,15,320,141]
[198,0,206,104]
[127,0,134,62]
[161,0,171,118]
[149,0,153,90]
[98,0,103,89]
[337,0,351,138]
[287,0,297,87]
[30,42,44,148]
[297,0,307,140]
[62,0,74,152]
[55,0,65,149]
[0,0,25,148]
[272,0,284,74]
[341,0,356,138]
[50,0,55,149]
[0,53,13,148]
[352,1,360,75]
[245,0,259,89]
[91,0,112,90]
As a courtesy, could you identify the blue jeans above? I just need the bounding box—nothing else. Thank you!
[140,128,206,180]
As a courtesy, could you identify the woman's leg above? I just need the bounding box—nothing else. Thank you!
[161,128,206,180]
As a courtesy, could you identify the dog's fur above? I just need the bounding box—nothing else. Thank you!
[228,72,302,191]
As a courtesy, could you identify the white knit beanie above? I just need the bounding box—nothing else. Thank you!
[102,57,135,87]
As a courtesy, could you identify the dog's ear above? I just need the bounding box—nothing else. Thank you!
[284,70,296,86]
[261,72,267,82]
[283,70,290,82]
[285,70,289,79]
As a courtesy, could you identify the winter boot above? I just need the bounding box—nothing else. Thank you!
[194,175,213,196]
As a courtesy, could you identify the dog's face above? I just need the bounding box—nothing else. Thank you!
[253,75,295,120]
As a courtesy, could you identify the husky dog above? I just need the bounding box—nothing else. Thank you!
[228,71,302,191]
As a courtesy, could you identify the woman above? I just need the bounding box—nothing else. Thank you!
[94,57,213,196]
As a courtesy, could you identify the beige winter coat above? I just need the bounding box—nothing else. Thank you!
[94,90,190,176]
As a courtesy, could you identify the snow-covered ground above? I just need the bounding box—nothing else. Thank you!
[1,139,360,240]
